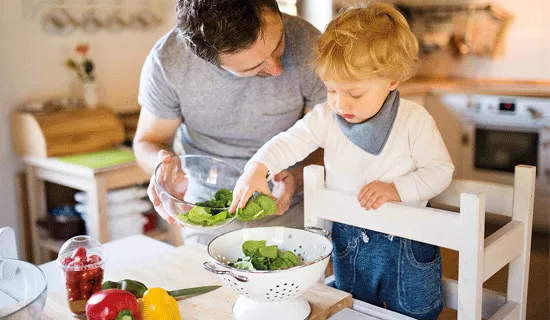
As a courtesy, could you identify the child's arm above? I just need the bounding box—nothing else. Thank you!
[248,103,330,180]
[393,111,455,205]
[230,104,331,212]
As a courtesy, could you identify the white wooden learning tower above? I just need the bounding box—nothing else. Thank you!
[304,165,536,320]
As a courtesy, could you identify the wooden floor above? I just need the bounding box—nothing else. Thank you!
[438,225,550,320]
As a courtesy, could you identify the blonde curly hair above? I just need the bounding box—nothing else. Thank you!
[314,2,419,82]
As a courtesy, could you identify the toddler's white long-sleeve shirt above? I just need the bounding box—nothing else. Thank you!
[248,99,454,206]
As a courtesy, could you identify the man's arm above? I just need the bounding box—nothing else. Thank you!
[286,148,324,194]
[133,107,182,175]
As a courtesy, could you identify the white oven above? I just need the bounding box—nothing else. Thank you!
[425,93,550,232]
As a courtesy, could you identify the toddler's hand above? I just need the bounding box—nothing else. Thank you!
[230,163,272,213]
[358,181,401,211]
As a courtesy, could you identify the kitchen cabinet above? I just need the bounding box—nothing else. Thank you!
[424,92,466,178]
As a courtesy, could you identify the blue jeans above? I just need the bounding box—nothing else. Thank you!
[331,222,443,320]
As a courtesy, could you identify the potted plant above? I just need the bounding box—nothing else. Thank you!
[66,43,97,108]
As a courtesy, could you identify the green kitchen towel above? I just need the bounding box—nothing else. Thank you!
[59,149,136,169]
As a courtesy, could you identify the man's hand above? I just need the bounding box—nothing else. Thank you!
[147,150,188,224]
[358,181,401,211]
[271,169,296,215]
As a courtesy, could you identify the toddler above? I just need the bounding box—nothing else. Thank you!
[230,3,454,319]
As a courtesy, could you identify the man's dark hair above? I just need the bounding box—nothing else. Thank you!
[177,0,281,65]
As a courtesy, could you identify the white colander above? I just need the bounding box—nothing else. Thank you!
[203,226,333,320]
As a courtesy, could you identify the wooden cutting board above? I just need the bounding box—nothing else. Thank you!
[41,244,352,319]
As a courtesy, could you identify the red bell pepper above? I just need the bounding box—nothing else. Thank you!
[85,289,140,320]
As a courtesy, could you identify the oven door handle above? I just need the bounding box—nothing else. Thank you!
[472,122,546,133]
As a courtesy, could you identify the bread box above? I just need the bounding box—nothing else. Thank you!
[11,107,125,158]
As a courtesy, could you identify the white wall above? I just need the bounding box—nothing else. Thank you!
[0,1,176,241]
[299,0,333,31]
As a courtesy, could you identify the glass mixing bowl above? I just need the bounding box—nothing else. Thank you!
[0,258,47,320]
[154,154,243,229]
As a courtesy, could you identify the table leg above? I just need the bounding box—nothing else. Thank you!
[25,165,47,264]
[86,176,109,243]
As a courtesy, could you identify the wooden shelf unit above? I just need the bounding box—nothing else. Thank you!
[24,156,182,264]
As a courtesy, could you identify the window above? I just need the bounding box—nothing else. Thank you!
[277,0,297,15]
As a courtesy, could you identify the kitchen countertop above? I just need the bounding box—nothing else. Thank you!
[400,77,550,98]
[39,235,352,320]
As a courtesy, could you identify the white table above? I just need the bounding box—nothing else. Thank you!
[330,308,380,320]
[329,301,414,320]
[39,234,353,320]
[39,234,409,320]
[39,235,177,298]
[325,277,414,320]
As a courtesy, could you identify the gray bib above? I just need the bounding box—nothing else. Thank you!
[335,89,400,155]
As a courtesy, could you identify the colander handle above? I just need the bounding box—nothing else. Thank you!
[304,226,330,238]
[203,262,249,282]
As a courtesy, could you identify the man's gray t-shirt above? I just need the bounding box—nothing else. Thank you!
[138,14,326,170]
[138,14,326,244]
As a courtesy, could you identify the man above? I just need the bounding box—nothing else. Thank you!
[134,0,326,244]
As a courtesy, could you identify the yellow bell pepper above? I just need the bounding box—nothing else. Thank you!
[140,288,182,320]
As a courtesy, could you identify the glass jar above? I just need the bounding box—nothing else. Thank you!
[56,235,106,319]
